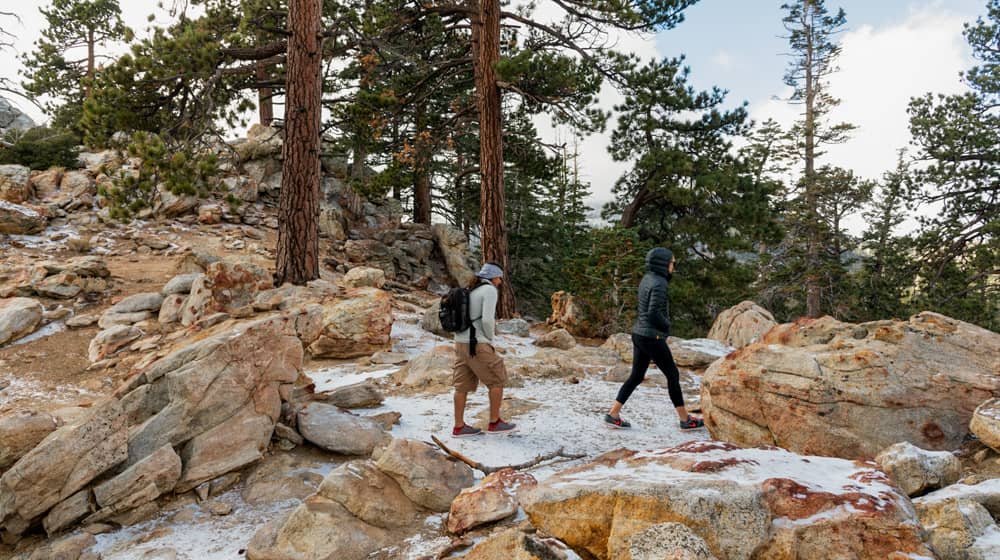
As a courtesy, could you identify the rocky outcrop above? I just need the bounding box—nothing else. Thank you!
[0,399,127,537]
[701,312,1000,459]
[706,300,777,349]
[875,442,961,497]
[0,411,59,471]
[247,439,472,560]
[179,261,272,326]
[520,441,933,560]
[0,316,304,540]
[0,297,43,346]
[299,287,392,358]
[0,200,46,235]
[341,266,386,289]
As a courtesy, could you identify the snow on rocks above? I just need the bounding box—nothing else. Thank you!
[0,297,43,346]
[520,441,934,560]
[702,312,1000,459]
[875,442,961,497]
[448,468,537,534]
[0,200,46,235]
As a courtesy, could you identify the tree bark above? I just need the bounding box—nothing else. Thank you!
[275,0,322,286]
[256,61,274,126]
[475,0,515,317]
[85,28,95,99]
[803,3,822,318]
[413,104,433,224]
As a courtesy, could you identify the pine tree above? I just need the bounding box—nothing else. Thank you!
[602,58,781,335]
[21,0,132,131]
[275,0,322,285]
[779,0,857,318]
[907,0,1000,330]
[855,151,916,321]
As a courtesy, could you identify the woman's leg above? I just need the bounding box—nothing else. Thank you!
[645,338,692,420]
[610,334,652,417]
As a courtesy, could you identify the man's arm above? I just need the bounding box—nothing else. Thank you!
[480,285,498,341]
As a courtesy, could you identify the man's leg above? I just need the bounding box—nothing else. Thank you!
[454,390,468,428]
[488,386,503,424]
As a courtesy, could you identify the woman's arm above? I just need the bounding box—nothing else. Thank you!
[647,281,671,334]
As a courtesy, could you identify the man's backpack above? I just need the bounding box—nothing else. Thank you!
[439,286,475,332]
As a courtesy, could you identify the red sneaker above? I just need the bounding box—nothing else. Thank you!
[679,415,705,431]
[452,424,483,438]
[487,418,517,434]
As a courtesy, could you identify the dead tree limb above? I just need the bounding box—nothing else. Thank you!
[430,435,585,474]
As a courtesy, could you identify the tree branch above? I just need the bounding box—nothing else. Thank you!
[431,435,584,474]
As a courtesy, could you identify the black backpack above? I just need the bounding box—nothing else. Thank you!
[439,284,482,332]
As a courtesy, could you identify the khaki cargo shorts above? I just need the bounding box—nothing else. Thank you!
[453,343,508,392]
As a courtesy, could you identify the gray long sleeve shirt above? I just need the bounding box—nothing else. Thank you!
[454,282,498,345]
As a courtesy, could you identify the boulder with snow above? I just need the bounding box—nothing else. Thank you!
[702,312,1000,459]
[0,200,47,235]
[0,297,43,346]
[914,483,1000,560]
[707,300,777,348]
[448,468,537,534]
[520,441,934,560]
[875,442,961,497]
[463,529,579,560]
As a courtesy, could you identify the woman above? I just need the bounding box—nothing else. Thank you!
[604,247,704,431]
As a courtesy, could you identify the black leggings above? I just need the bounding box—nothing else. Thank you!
[615,333,685,408]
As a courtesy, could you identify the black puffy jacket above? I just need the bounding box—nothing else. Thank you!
[632,247,672,339]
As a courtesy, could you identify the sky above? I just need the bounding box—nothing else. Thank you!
[0,0,990,221]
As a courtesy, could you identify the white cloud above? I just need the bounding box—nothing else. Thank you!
[751,7,972,181]
[712,50,733,68]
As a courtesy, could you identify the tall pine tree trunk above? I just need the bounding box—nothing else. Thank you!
[413,104,432,224]
[257,61,274,126]
[85,29,95,99]
[803,6,821,318]
[275,0,322,286]
[475,0,515,317]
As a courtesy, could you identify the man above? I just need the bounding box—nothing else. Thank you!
[452,262,516,437]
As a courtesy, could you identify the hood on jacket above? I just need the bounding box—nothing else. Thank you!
[645,247,673,278]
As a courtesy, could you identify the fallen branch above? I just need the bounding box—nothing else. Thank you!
[430,435,585,474]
